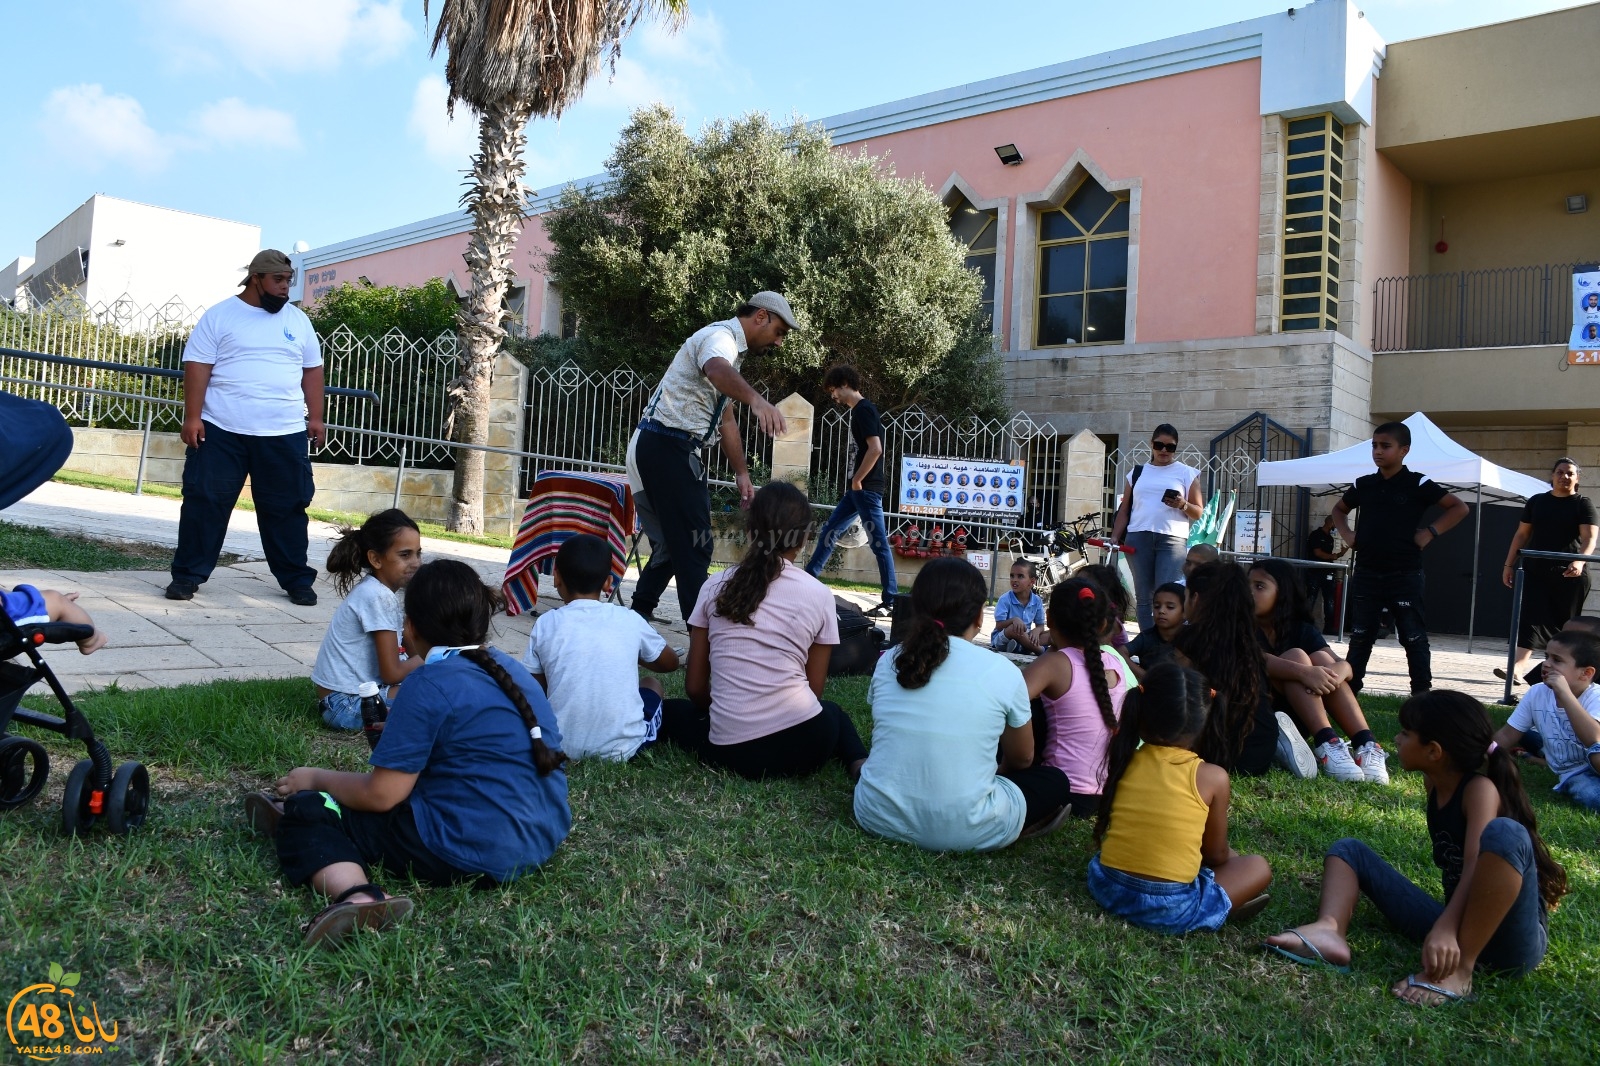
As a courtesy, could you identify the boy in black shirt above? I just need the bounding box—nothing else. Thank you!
[1331,422,1469,694]
[804,365,897,615]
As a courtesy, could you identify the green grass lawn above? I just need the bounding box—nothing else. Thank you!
[2,679,1596,1063]
[0,519,206,572]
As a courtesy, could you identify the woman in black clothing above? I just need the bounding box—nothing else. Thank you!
[1499,458,1599,685]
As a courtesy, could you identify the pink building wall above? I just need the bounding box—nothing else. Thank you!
[848,60,1265,346]
[1360,146,1413,348]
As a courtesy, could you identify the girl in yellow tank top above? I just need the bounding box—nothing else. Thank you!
[1088,662,1273,935]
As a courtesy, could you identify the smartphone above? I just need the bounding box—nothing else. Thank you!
[1162,488,1180,502]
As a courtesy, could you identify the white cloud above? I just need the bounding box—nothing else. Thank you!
[39,84,170,172]
[157,0,412,74]
[633,10,725,68]
[408,75,479,165]
[193,98,302,150]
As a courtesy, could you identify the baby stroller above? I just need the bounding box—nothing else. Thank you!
[0,391,150,835]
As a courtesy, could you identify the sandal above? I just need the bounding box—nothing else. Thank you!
[304,883,414,948]
[1226,893,1271,925]
[242,791,284,838]
[1017,804,1071,841]
[1262,929,1352,973]
[1395,972,1476,1005]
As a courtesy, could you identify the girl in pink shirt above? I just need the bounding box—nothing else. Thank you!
[1023,576,1127,817]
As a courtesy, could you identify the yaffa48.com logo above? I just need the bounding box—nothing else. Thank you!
[7,963,120,1062]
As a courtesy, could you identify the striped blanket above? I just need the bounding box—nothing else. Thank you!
[502,471,636,616]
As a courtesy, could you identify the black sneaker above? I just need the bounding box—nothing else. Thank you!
[164,580,197,601]
[287,586,319,606]
[864,601,894,619]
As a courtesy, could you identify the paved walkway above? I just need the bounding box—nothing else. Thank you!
[3,481,1521,704]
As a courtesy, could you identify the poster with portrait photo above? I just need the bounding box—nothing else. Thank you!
[1568,266,1600,364]
[898,455,1026,516]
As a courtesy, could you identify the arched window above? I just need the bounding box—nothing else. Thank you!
[948,194,998,330]
[1036,177,1129,346]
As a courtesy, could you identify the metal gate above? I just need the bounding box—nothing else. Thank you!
[1208,413,1311,556]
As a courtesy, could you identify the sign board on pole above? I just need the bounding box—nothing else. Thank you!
[898,456,1026,517]
[1233,510,1272,555]
[1566,265,1600,365]
[967,551,993,571]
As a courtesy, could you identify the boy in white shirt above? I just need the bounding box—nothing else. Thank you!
[523,534,679,761]
[1494,630,1600,811]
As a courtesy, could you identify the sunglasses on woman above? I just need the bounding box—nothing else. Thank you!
[1151,440,1177,453]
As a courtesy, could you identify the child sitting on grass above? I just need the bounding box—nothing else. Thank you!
[2,584,106,654]
[855,557,1071,850]
[991,560,1048,654]
[1493,631,1600,811]
[1088,661,1272,934]
[522,533,679,761]
[1266,690,1567,1005]
[1023,576,1126,818]
[1125,581,1184,677]
[248,559,571,949]
[311,509,423,730]
[1248,558,1388,785]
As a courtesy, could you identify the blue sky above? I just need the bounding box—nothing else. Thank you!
[1,0,1588,264]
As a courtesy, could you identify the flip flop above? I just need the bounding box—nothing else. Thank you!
[304,883,414,949]
[1262,929,1352,973]
[1396,973,1476,1005]
[1227,892,1271,925]
[1017,804,1072,841]
[241,791,284,838]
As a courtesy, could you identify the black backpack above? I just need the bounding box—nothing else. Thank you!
[830,596,887,676]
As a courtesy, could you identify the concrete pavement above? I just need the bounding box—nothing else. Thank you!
[3,481,1521,704]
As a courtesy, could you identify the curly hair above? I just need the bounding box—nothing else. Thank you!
[406,560,566,776]
[1400,690,1567,910]
[1173,561,1264,770]
[324,508,419,596]
[894,557,986,689]
[714,482,814,625]
[1046,576,1117,730]
[1248,557,1311,652]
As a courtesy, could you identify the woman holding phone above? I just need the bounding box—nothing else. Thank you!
[1112,423,1205,632]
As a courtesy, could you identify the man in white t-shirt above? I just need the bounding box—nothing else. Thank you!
[166,249,325,605]
[626,292,795,622]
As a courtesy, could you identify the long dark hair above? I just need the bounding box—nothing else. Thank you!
[1046,577,1117,730]
[1079,562,1131,631]
[1248,557,1311,648]
[1094,662,1213,844]
[406,560,566,776]
[326,508,419,596]
[715,482,814,625]
[894,557,986,690]
[1400,691,1567,910]
[1174,561,1264,769]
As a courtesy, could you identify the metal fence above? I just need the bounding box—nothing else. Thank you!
[1371,260,1592,352]
[319,326,458,469]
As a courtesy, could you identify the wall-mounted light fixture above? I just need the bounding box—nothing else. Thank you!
[994,143,1023,166]
[1567,194,1589,214]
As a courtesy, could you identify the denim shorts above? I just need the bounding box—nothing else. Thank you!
[1087,854,1233,935]
[318,691,363,731]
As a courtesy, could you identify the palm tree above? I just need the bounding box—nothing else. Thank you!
[425,0,686,533]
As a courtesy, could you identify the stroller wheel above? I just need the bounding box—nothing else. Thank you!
[0,736,50,811]
[62,759,99,836]
[106,762,150,834]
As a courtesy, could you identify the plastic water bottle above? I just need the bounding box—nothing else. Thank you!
[358,681,388,750]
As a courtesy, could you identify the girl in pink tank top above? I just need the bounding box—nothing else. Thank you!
[1023,576,1127,817]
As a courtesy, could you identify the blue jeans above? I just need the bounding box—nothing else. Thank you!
[319,691,363,731]
[1327,819,1548,974]
[805,489,897,601]
[1557,765,1600,812]
[1125,530,1187,631]
[1087,854,1233,935]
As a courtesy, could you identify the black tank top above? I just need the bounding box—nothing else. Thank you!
[1427,773,1478,901]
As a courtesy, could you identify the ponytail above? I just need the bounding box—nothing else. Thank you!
[895,557,986,690]
[1094,663,1212,845]
[1400,690,1569,911]
[715,482,813,625]
[461,647,568,776]
[325,508,419,596]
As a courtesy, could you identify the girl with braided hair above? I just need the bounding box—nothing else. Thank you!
[660,481,868,780]
[855,558,1072,850]
[1023,576,1127,817]
[248,559,571,948]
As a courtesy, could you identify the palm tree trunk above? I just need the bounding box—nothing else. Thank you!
[446,96,534,534]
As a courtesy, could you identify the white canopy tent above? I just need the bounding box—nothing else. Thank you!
[1257,412,1549,648]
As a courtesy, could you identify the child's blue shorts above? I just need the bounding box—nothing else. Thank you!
[2,584,50,626]
[1087,853,1232,935]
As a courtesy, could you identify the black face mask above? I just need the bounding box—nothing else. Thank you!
[259,291,288,314]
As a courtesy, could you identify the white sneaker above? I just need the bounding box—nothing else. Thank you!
[1354,740,1391,785]
[1315,737,1366,783]
[1274,712,1317,779]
